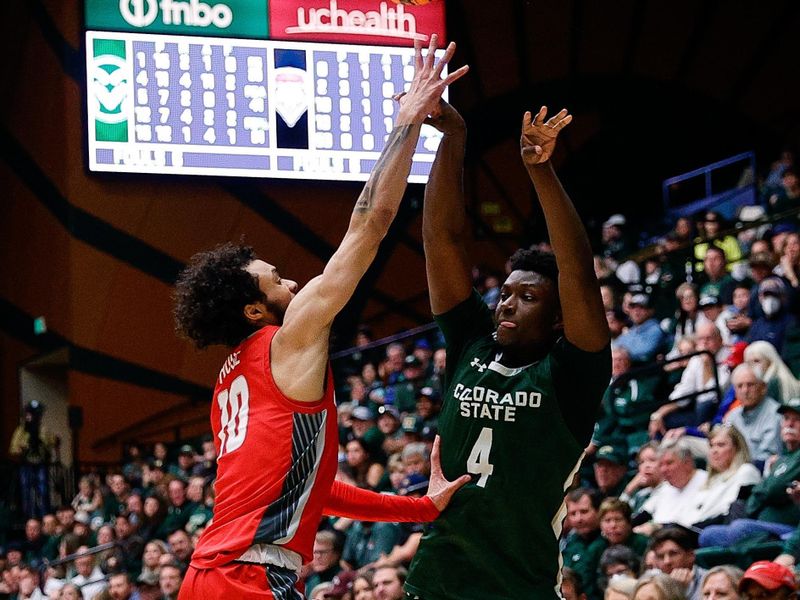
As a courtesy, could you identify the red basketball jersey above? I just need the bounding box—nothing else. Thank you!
[191,326,338,569]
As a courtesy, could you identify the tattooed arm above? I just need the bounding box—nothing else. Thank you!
[272,36,469,401]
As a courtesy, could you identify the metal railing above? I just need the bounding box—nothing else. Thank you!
[330,322,440,362]
[611,349,722,410]
[662,151,756,214]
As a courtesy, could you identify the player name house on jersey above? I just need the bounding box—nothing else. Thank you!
[218,350,241,385]
[453,383,543,423]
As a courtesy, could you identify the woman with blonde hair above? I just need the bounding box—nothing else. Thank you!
[699,565,743,599]
[688,424,760,527]
[632,572,686,600]
[137,538,169,592]
[744,340,800,403]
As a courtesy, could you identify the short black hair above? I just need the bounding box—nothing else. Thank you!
[173,243,263,349]
[508,248,559,284]
[705,245,727,260]
[649,525,698,552]
[565,487,603,510]
[599,544,640,575]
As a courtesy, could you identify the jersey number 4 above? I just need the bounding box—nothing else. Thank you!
[466,427,494,488]
[217,375,250,458]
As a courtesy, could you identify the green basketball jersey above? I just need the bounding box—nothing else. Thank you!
[406,292,610,600]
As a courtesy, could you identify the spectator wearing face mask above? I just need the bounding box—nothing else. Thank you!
[746,276,799,357]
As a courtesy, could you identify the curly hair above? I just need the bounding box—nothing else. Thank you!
[173,243,263,349]
[508,247,559,284]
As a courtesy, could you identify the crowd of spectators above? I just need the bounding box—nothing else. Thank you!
[3,150,800,600]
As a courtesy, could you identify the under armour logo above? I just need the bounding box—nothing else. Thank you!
[470,358,487,372]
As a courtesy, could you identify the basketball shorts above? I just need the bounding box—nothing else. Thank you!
[179,562,304,599]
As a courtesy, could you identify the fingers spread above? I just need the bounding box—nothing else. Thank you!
[414,37,424,72]
[443,64,469,85]
[534,106,547,124]
[434,41,456,78]
[424,34,438,71]
[522,111,532,129]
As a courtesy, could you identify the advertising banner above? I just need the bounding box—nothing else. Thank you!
[268,0,446,47]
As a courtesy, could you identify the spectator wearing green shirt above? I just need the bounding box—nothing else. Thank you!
[593,445,631,499]
[698,246,736,305]
[563,488,606,600]
[168,445,196,481]
[589,346,661,459]
[598,498,649,558]
[161,479,197,535]
[349,406,385,459]
[304,530,343,595]
[342,520,401,571]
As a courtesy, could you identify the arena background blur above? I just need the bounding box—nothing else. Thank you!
[3,2,800,600]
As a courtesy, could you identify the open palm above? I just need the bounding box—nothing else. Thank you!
[520,106,572,165]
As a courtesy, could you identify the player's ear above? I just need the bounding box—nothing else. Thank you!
[243,301,267,326]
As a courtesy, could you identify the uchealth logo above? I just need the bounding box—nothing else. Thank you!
[286,0,423,41]
[120,0,234,29]
[268,0,446,48]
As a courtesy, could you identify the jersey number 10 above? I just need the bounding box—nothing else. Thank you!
[466,427,495,488]
[217,375,250,458]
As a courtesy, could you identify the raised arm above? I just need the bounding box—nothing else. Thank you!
[521,107,609,352]
[273,37,469,400]
[421,101,472,314]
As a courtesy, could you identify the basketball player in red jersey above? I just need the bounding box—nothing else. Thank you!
[172,36,470,599]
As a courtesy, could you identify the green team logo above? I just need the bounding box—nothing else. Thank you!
[91,39,129,142]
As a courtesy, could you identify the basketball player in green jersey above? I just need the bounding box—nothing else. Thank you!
[404,102,611,599]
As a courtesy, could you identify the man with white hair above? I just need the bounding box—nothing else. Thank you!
[723,363,782,468]
[638,439,708,531]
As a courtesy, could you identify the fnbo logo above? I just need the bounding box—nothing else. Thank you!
[119,0,234,29]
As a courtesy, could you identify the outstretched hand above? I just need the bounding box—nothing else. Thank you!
[520,106,572,166]
[396,35,469,126]
[426,435,471,511]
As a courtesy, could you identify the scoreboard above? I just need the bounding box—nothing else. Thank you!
[85,0,448,183]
